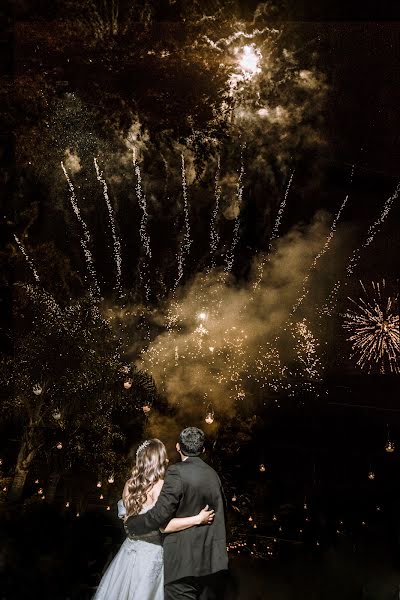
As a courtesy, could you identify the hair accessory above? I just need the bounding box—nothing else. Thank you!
[136,440,151,459]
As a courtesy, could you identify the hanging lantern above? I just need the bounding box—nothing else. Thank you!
[34,479,39,484]
[259,464,266,472]
[41,495,46,500]
[33,383,42,396]
[53,409,62,421]
[56,441,63,450]
[205,412,214,424]
[248,516,253,522]
[97,481,102,488]
[100,494,104,500]
[38,488,43,495]
[0,458,2,466]
[142,403,151,414]
[385,440,395,453]
[368,471,375,480]
[65,501,70,508]
[123,379,132,390]
[106,505,111,511]
[272,515,277,521]
[3,486,7,492]
[232,495,237,502]
[108,475,114,484]
[76,512,80,517]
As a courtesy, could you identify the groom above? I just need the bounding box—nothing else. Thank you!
[125,427,228,599]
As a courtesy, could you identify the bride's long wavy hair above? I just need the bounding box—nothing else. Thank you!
[124,438,168,517]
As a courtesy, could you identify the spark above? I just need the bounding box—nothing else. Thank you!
[322,181,400,316]
[61,162,100,297]
[290,190,349,316]
[225,155,245,273]
[174,154,192,291]
[253,170,295,289]
[209,155,221,270]
[13,235,40,283]
[293,319,322,382]
[343,280,399,374]
[94,158,123,298]
[132,148,152,302]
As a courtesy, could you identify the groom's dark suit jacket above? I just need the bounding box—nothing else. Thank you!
[125,456,228,585]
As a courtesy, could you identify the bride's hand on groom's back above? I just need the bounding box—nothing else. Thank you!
[197,505,215,526]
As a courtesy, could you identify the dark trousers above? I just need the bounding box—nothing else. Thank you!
[165,571,228,600]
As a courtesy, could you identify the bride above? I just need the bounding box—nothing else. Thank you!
[93,439,215,599]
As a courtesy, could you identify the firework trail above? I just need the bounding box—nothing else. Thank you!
[94,158,123,298]
[225,156,245,273]
[290,190,350,316]
[253,170,295,289]
[343,280,399,374]
[13,235,40,283]
[61,162,101,297]
[132,149,152,303]
[293,318,322,384]
[209,155,221,271]
[173,154,192,292]
[322,181,400,315]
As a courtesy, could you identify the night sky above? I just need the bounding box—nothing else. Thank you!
[0,1,399,598]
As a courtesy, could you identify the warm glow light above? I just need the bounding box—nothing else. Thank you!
[197,312,207,321]
[237,45,261,78]
[205,412,214,424]
[259,464,266,472]
[385,440,395,453]
[123,379,132,389]
[142,403,151,414]
[108,475,114,483]
[97,481,102,488]
[368,471,375,480]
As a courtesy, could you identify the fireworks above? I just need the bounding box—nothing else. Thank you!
[61,162,101,297]
[343,280,399,374]
[94,158,123,298]
[133,148,152,303]
[13,235,40,283]
[225,153,245,273]
[174,154,192,291]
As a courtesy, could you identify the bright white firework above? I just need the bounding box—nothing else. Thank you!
[132,148,152,302]
[94,158,122,298]
[209,155,221,270]
[253,170,295,289]
[61,162,100,297]
[13,234,40,283]
[343,280,399,374]
[290,190,349,316]
[322,181,400,315]
[225,155,245,273]
[174,154,192,291]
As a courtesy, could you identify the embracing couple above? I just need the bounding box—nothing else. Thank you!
[94,427,229,600]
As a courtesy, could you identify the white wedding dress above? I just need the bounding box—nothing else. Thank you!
[93,500,164,600]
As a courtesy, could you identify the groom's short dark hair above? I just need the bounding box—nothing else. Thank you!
[179,427,205,456]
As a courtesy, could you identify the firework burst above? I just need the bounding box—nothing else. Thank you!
[343,280,399,374]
